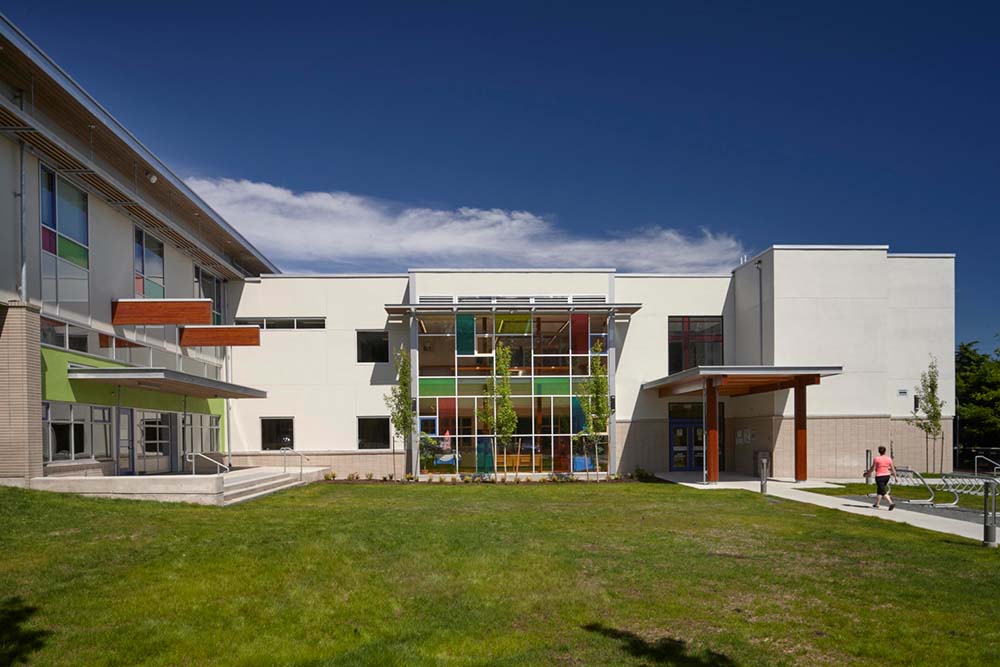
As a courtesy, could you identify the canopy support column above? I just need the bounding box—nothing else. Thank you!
[794,377,808,481]
[706,378,719,483]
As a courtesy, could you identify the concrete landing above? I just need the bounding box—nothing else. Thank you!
[29,465,327,506]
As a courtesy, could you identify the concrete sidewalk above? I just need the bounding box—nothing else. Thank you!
[655,471,988,544]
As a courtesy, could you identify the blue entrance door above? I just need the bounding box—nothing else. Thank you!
[669,419,704,471]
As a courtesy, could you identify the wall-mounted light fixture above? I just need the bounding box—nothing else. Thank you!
[145,170,158,184]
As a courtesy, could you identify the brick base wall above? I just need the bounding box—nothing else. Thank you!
[0,301,43,483]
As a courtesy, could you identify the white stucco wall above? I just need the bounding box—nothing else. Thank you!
[412,269,612,300]
[229,276,409,452]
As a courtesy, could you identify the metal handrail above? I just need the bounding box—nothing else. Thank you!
[975,455,1000,477]
[279,447,307,481]
[186,452,230,475]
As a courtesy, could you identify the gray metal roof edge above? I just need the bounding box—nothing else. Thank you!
[67,366,267,398]
[0,14,279,276]
[640,365,845,391]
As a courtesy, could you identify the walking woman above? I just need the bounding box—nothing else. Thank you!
[864,446,897,510]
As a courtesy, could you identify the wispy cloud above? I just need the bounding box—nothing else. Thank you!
[186,177,745,274]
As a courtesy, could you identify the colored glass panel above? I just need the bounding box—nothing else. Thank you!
[419,377,456,397]
[42,227,56,253]
[41,167,56,229]
[144,279,165,299]
[456,314,475,355]
[56,178,88,244]
[57,235,89,269]
[571,314,589,354]
[495,314,530,334]
[533,377,570,395]
[572,397,586,433]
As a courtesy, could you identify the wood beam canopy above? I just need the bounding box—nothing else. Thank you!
[706,379,720,483]
[112,299,212,326]
[178,325,261,347]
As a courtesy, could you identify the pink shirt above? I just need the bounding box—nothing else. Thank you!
[873,455,893,476]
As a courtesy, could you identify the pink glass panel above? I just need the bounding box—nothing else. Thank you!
[42,227,57,254]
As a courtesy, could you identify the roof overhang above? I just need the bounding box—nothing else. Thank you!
[384,303,642,315]
[67,367,267,399]
[641,365,843,397]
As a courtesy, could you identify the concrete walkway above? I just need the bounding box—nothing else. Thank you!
[655,471,988,544]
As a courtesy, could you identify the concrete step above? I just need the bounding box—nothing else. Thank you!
[222,475,301,504]
[223,471,294,493]
[223,479,305,506]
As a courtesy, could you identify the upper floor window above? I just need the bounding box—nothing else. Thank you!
[357,330,389,363]
[134,228,165,298]
[40,166,90,316]
[195,266,224,324]
[668,316,723,373]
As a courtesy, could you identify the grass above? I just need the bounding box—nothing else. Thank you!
[808,482,989,512]
[2,482,998,666]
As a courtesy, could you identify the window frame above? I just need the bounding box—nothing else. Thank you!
[194,265,225,325]
[668,315,724,374]
[357,416,391,451]
[134,227,166,299]
[356,329,390,364]
[39,164,91,312]
[260,416,295,451]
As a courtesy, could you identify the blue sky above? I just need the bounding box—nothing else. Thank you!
[5,2,999,347]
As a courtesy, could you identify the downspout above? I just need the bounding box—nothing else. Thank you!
[754,260,764,365]
[17,139,27,302]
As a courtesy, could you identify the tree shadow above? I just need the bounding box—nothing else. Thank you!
[1,597,51,665]
[583,622,738,666]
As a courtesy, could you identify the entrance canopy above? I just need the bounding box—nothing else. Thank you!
[68,367,267,399]
[642,365,843,483]
[641,365,843,397]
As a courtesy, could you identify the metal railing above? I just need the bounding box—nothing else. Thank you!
[884,467,935,505]
[974,455,1000,477]
[279,447,307,481]
[186,452,230,475]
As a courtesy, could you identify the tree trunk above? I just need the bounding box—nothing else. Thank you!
[925,433,929,473]
[595,439,601,482]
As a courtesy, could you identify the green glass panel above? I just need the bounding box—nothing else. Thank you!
[533,377,571,396]
[456,314,475,355]
[419,377,456,397]
[144,279,165,299]
[495,314,531,335]
[56,235,88,269]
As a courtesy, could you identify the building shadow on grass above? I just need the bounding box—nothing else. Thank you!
[583,623,738,666]
[1,597,51,665]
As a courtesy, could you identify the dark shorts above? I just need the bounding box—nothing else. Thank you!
[875,475,891,495]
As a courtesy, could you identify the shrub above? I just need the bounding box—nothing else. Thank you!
[405,473,414,482]
[633,467,654,482]
[366,472,374,481]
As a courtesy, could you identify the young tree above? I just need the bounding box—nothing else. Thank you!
[909,355,945,473]
[384,346,414,480]
[478,340,517,480]
[575,339,610,481]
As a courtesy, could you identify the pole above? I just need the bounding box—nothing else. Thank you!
[985,480,997,549]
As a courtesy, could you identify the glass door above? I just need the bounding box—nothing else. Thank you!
[669,418,704,472]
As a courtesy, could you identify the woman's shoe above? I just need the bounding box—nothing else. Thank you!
[889,504,896,511]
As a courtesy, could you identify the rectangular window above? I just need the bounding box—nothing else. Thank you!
[40,166,90,316]
[134,228,165,298]
[668,316,723,373]
[265,318,294,329]
[358,417,390,450]
[357,330,389,363]
[40,317,66,347]
[261,418,294,450]
[295,318,325,329]
[195,266,225,324]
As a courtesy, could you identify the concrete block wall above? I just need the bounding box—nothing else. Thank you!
[0,301,43,486]
[889,418,954,474]
[226,450,408,479]
[615,419,669,475]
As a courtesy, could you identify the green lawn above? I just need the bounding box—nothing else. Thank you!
[808,482,988,511]
[2,482,998,667]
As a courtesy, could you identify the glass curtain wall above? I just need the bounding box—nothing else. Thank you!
[417,312,610,475]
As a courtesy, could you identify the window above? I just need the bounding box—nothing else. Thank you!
[261,418,294,450]
[234,317,326,329]
[668,316,723,373]
[358,417,390,450]
[40,166,90,316]
[195,266,225,324]
[134,228,165,298]
[357,330,389,363]
[40,317,66,347]
[42,401,112,462]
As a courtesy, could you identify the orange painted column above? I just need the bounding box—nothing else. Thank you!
[794,377,807,481]
[706,379,719,483]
